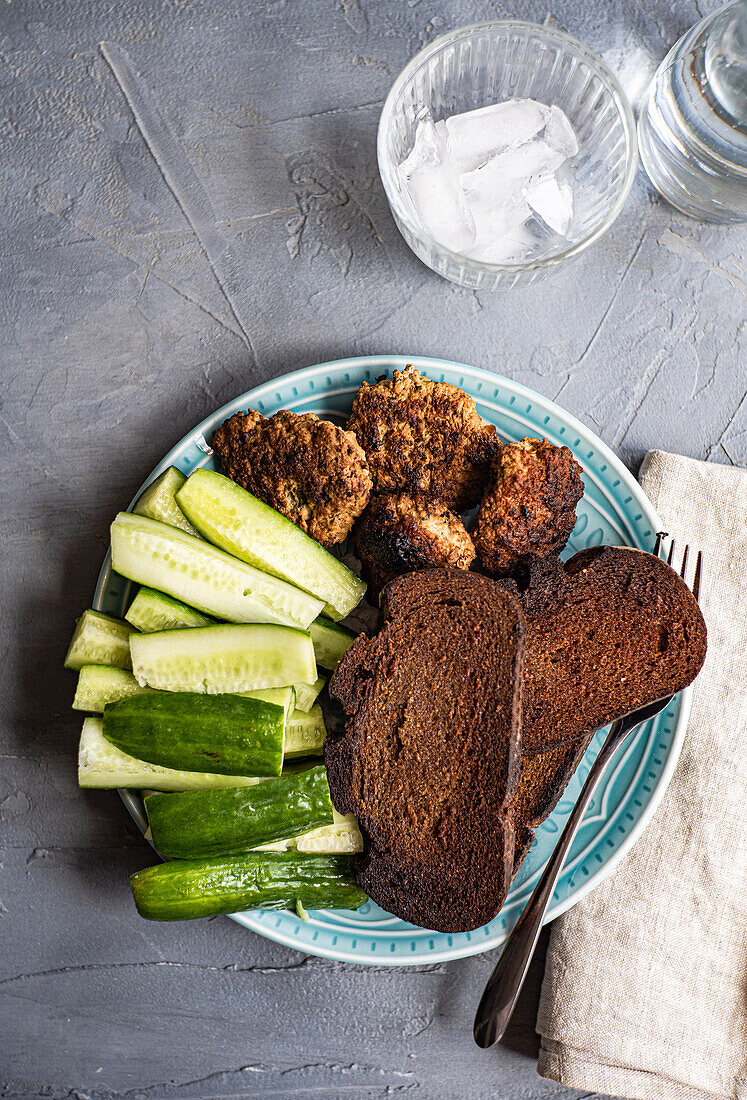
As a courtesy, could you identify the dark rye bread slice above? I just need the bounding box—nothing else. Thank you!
[512,826,536,877]
[513,738,590,835]
[379,553,706,881]
[509,545,707,861]
[326,570,525,933]
[516,546,707,758]
[383,570,592,853]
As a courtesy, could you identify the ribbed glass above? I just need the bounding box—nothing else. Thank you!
[378,21,637,290]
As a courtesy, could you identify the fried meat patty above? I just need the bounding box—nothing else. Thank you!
[212,409,372,546]
[354,493,476,597]
[347,366,498,512]
[473,437,583,574]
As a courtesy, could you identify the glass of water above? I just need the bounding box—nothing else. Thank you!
[638,0,747,223]
[378,21,637,290]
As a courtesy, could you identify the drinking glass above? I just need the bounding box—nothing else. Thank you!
[378,21,636,290]
[638,0,747,223]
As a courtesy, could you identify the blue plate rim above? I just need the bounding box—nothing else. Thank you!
[93,355,689,965]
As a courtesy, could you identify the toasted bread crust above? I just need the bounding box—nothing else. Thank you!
[326,569,525,933]
[512,826,536,877]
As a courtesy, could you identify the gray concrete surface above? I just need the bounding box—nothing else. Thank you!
[1,0,744,1096]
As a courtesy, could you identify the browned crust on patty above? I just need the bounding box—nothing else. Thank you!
[212,409,372,546]
[473,437,583,574]
[353,492,476,597]
[347,366,499,511]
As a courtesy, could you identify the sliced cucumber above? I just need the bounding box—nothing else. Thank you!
[309,616,356,671]
[145,765,333,858]
[102,692,286,777]
[73,665,155,711]
[132,466,200,537]
[72,666,294,717]
[245,686,295,722]
[64,610,136,672]
[257,814,363,855]
[292,676,326,713]
[295,816,363,854]
[130,851,367,920]
[125,588,215,633]
[177,469,367,620]
[111,513,324,630]
[78,717,267,791]
[130,623,316,694]
[284,704,326,759]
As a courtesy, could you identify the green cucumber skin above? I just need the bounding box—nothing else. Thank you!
[126,588,215,633]
[145,765,333,858]
[309,616,356,671]
[103,693,285,777]
[64,610,135,672]
[243,687,294,722]
[130,851,367,920]
[111,512,324,630]
[78,716,269,790]
[177,469,367,620]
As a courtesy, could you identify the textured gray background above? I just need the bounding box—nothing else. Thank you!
[1,0,745,1096]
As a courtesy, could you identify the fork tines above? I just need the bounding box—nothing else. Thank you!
[654,534,702,602]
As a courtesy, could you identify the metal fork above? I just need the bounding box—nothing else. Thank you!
[473,537,702,1049]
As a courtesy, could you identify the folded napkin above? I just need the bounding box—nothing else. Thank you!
[536,451,747,1100]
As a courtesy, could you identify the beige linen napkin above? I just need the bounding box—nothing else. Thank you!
[536,451,747,1100]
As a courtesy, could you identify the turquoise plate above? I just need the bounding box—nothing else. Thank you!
[94,355,689,965]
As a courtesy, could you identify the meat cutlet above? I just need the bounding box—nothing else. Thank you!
[347,366,499,512]
[212,409,372,547]
[353,492,476,597]
[473,437,583,575]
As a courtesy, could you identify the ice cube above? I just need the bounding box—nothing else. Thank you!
[397,99,579,266]
[482,137,566,181]
[526,176,574,235]
[442,98,551,172]
[460,152,529,258]
[471,201,533,259]
[399,118,476,253]
[544,104,578,158]
[460,154,525,212]
[469,221,538,265]
[398,116,441,177]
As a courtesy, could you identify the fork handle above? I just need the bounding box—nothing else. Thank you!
[473,719,624,1048]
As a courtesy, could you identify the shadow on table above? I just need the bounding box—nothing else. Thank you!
[432,923,551,1061]
[499,924,552,1059]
